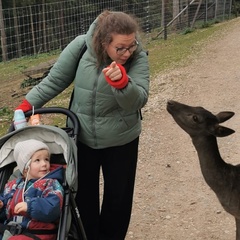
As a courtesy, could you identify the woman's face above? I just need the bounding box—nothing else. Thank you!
[106,33,137,65]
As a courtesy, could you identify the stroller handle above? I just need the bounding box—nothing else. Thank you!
[10,107,80,139]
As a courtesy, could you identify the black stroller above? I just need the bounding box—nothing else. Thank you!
[0,107,87,240]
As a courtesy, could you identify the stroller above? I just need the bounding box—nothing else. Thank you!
[0,107,87,240]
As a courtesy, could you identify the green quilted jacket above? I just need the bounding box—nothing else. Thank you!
[26,19,149,149]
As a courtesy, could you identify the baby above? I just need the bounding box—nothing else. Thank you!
[0,139,64,240]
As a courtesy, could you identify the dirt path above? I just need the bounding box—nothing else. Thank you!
[127,17,240,239]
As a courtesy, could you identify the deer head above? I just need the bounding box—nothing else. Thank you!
[167,100,235,138]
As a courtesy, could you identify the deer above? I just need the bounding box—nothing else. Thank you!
[166,99,240,240]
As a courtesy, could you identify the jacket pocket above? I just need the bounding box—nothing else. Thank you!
[117,110,139,130]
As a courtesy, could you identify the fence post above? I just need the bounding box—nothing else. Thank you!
[0,0,7,61]
[162,0,167,40]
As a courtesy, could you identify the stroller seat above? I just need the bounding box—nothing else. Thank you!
[0,108,87,240]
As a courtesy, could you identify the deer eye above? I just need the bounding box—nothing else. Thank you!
[192,115,198,122]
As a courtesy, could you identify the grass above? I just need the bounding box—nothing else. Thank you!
[147,22,228,77]
[0,50,60,82]
[0,19,236,136]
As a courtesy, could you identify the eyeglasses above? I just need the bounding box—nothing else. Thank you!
[112,40,139,56]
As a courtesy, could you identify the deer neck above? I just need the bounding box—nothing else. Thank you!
[191,135,227,191]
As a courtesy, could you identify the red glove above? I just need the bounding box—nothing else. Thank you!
[104,64,128,89]
[15,99,32,112]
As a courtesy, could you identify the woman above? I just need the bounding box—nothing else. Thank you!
[17,10,149,240]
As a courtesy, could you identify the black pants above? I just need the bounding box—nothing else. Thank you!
[76,137,139,240]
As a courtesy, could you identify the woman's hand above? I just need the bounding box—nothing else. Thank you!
[102,61,122,81]
[14,202,27,214]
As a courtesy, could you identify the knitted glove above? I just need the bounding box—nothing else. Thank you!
[15,99,32,112]
[104,64,128,89]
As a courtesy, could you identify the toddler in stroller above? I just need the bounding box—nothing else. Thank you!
[0,139,64,240]
[0,108,87,240]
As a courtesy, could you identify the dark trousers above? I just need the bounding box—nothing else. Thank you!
[76,137,139,240]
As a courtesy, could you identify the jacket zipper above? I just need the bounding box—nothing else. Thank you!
[91,71,101,147]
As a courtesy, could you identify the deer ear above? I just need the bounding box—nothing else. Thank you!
[216,111,235,123]
[214,125,235,137]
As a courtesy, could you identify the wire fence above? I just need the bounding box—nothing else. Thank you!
[0,0,235,62]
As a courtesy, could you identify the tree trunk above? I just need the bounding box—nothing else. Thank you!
[191,0,203,28]
[0,0,7,61]
[29,5,36,55]
[172,0,180,30]
[13,0,22,58]
[59,1,65,49]
[42,0,47,52]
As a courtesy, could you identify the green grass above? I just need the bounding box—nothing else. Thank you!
[147,22,227,77]
[0,19,235,136]
[0,50,60,83]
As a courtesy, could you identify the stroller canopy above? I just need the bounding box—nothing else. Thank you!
[0,125,78,190]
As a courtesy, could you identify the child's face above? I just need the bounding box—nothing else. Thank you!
[26,149,50,179]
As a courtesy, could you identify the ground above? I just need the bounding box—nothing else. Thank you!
[126,17,240,239]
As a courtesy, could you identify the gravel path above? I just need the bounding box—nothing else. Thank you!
[127,17,240,240]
